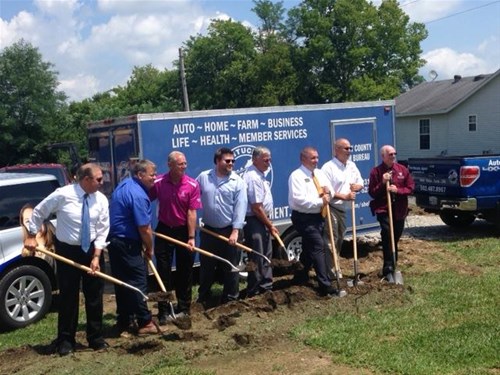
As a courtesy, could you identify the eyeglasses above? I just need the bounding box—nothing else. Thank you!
[224,159,235,164]
[389,152,397,156]
[337,145,353,151]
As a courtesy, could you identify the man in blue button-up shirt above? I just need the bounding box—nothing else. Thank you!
[196,147,247,305]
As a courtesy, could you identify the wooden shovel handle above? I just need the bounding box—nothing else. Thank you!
[153,231,217,259]
[351,200,358,261]
[146,257,167,292]
[386,180,397,255]
[35,246,134,289]
[273,233,286,249]
[325,204,341,275]
[198,226,253,253]
[153,231,241,272]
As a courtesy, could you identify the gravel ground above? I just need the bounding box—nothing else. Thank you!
[356,210,495,245]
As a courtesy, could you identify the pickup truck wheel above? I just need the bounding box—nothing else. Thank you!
[439,211,475,228]
[0,265,52,330]
[281,229,302,262]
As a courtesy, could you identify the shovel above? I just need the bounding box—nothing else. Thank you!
[310,174,346,296]
[145,250,192,330]
[348,199,363,287]
[145,252,174,313]
[146,253,167,293]
[273,233,286,249]
[386,181,403,285]
[273,232,287,258]
[34,245,149,300]
[199,225,272,264]
[153,231,245,273]
[325,205,347,297]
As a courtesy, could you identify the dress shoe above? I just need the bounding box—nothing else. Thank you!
[291,275,308,286]
[57,341,74,356]
[382,267,394,277]
[163,311,189,324]
[89,340,110,351]
[319,285,345,298]
[158,313,168,326]
[137,321,161,335]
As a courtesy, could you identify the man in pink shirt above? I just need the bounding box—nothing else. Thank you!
[150,151,202,324]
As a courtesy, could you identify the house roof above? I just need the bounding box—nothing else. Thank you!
[396,69,500,117]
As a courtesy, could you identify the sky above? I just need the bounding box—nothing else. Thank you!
[1,0,499,102]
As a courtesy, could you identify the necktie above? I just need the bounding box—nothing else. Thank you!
[81,193,91,252]
[312,172,327,218]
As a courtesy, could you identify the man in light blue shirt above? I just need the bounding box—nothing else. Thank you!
[196,147,247,305]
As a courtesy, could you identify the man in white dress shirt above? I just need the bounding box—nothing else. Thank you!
[24,163,110,356]
[288,146,338,297]
[321,138,364,275]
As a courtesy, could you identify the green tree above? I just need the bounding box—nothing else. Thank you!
[252,0,286,40]
[118,64,182,113]
[0,40,67,165]
[251,0,298,106]
[286,0,427,102]
[184,20,258,109]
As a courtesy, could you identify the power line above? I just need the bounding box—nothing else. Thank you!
[425,1,500,25]
[400,0,422,7]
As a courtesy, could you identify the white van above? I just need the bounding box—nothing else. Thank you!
[0,173,60,329]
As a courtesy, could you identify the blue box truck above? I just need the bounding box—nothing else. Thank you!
[87,101,395,260]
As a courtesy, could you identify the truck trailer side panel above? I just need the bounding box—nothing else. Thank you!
[88,102,395,247]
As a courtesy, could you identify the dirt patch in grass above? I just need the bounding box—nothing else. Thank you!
[0,217,494,375]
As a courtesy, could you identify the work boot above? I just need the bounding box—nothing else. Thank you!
[137,321,162,335]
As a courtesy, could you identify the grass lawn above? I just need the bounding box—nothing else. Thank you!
[291,237,500,375]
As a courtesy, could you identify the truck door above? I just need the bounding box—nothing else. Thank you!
[330,118,378,233]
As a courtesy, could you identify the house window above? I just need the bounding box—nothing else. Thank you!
[419,119,430,150]
[468,115,477,131]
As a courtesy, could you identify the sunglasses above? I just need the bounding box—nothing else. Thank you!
[224,159,235,164]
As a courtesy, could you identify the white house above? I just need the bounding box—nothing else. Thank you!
[395,69,500,161]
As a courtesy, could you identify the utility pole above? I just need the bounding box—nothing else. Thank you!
[179,48,190,111]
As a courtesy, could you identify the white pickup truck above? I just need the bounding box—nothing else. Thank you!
[0,173,61,330]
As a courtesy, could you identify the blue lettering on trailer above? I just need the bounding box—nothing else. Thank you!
[87,102,395,239]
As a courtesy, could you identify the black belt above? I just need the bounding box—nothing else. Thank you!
[109,236,142,246]
[292,210,321,216]
[158,221,186,231]
[203,224,232,231]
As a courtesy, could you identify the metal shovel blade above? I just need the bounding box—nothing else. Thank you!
[386,272,395,283]
[386,271,404,285]
[393,270,404,285]
[337,289,348,298]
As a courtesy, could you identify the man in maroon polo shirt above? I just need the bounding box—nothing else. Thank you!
[368,145,414,278]
[150,151,202,324]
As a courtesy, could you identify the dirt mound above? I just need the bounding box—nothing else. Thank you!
[2,217,487,375]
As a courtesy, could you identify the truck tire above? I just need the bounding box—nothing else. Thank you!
[281,229,302,262]
[0,265,52,330]
[439,211,475,228]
